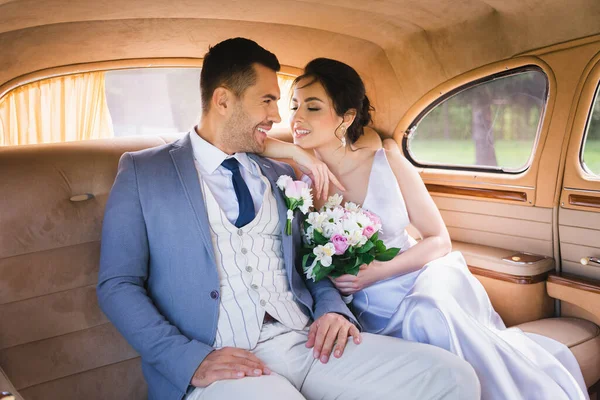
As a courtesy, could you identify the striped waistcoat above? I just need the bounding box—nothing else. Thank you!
[201,172,309,350]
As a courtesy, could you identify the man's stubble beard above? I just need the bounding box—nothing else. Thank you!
[222,103,265,154]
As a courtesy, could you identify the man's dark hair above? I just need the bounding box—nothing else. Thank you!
[200,37,280,113]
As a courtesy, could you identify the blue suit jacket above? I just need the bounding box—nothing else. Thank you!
[97,133,357,400]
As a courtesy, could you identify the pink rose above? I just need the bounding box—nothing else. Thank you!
[331,234,349,255]
[363,225,376,239]
[285,180,308,199]
[363,210,381,226]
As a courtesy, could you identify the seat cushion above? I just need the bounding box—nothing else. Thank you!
[517,317,600,388]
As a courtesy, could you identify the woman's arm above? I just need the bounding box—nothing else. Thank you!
[262,136,345,199]
[332,148,452,295]
[261,135,301,160]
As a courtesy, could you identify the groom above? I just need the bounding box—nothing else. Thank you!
[97,37,479,400]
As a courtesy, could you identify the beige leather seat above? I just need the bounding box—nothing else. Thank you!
[517,318,600,390]
[0,135,598,399]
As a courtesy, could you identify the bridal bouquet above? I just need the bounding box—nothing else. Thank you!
[301,194,400,282]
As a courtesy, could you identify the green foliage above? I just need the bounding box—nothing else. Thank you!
[588,91,600,140]
[582,139,600,175]
[302,233,401,283]
[413,71,547,143]
[410,139,535,170]
[312,229,329,246]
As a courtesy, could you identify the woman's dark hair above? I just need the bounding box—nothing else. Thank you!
[200,37,280,113]
[293,58,374,144]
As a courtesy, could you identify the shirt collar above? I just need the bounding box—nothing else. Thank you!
[189,129,255,175]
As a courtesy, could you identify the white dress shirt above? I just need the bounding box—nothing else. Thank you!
[189,130,266,224]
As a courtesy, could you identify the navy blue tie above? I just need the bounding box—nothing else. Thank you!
[221,158,255,228]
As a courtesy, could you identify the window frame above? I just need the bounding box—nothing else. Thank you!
[402,65,550,175]
[558,49,600,213]
[579,81,600,177]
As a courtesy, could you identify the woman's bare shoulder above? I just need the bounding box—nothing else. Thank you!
[382,138,401,153]
[379,140,421,183]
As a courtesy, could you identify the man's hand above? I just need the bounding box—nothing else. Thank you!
[305,313,361,364]
[191,347,271,388]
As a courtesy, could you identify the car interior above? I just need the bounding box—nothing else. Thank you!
[0,0,599,399]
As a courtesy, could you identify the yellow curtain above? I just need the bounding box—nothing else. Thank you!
[277,74,295,123]
[0,72,114,146]
[274,74,296,131]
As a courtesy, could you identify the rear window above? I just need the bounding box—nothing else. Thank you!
[0,68,296,146]
[405,67,548,173]
[581,83,600,176]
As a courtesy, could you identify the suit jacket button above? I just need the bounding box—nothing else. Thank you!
[210,290,219,300]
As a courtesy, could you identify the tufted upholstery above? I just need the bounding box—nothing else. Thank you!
[0,133,597,398]
[0,137,179,399]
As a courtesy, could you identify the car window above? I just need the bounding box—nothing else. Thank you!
[406,68,548,173]
[581,83,600,176]
[0,68,296,146]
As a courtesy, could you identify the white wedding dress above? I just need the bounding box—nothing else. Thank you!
[350,148,589,400]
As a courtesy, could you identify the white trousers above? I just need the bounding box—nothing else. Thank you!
[186,322,480,400]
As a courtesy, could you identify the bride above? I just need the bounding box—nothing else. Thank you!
[263,57,589,400]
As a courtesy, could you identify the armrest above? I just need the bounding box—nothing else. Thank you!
[0,366,22,400]
[548,273,600,322]
[452,241,554,277]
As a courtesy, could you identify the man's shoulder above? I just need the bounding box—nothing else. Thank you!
[250,154,296,178]
[125,135,187,164]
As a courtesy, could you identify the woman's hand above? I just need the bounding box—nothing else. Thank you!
[330,262,383,295]
[292,148,345,200]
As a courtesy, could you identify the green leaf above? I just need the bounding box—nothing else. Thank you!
[313,229,329,245]
[356,241,374,254]
[370,232,379,242]
[375,247,401,261]
[288,199,300,210]
[361,253,375,265]
[313,262,333,282]
[302,253,313,270]
[346,260,361,276]
[375,240,386,253]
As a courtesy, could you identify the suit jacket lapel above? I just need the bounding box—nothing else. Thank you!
[248,154,295,278]
[169,133,217,266]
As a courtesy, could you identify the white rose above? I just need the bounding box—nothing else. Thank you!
[321,222,341,239]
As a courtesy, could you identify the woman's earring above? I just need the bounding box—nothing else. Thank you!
[340,126,347,147]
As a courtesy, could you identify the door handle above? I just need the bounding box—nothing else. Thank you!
[580,257,600,266]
